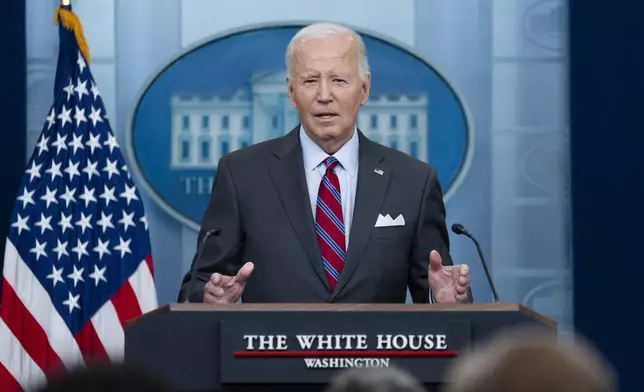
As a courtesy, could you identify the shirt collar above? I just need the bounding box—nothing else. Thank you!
[299,124,359,176]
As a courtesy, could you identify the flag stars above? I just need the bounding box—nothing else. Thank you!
[45,160,63,181]
[96,212,115,233]
[63,80,74,102]
[67,265,85,287]
[57,105,72,128]
[89,265,107,286]
[85,133,102,154]
[64,160,81,181]
[67,133,84,154]
[82,159,100,181]
[71,238,89,261]
[47,266,65,287]
[46,107,56,129]
[75,212,93,235]
[93,238,111,260]
[40,187,58,209]
[99,185,118,207]
[77,51,86,74]
[59,186,77,208]
[79,186,97,208]
[88,106,103,127]
[36,135,49,156]
[62,291,81,314]
[140,216,148,231]
[90,81,100,100]
[25,161,42,182]
[103,159,120,180]
[114,236,132,258]
[51,133,68,155]
[17,188,35,209]
[74,77,89,101]
[34,213,53,235]
[11,214,30,235]
[58,212,73,234]
[120,184,139,206]
[104,134,119,153]
[118,211,135,232]
[53,239,69,261]
[74,106,87,127]
[30,239,48,261]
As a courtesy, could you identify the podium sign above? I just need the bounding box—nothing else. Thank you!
[124,304,555,391]
[219,314,471,384]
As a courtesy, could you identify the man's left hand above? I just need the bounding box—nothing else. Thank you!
[428,250,471,303]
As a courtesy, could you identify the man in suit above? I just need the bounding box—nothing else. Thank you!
[177,22,472,304]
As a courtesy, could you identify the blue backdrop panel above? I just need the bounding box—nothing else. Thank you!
[569,2,644,390]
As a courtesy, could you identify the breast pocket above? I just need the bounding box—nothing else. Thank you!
[370,225,411,239]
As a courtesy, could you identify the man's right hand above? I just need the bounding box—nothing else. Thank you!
[203,262,254,304]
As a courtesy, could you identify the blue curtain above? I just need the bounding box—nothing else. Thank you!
[569,2,644,390]
[0,0,26,295]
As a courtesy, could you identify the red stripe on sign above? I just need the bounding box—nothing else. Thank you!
[234,350,459,358]
[110,281,142,329]
[0,278,65,377]
[74,320,109,364]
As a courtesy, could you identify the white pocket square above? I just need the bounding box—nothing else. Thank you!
[375,214,405,227]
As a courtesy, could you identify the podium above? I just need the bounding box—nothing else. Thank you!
[124,303,555,392]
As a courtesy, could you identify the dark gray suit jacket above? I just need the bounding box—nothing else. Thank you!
[177,126,454,303]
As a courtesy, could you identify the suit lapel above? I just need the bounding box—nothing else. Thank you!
[268,128,331,291]
[332,134,391,299]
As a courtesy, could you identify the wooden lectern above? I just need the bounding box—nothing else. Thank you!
[124,303,555,392]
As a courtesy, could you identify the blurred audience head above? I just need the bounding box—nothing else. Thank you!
[34,362,172,392]
[325,366,426,392]
[442,327,616,392]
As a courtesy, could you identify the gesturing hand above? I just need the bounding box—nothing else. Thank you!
[204,262,254,304]
[427,250,471,303]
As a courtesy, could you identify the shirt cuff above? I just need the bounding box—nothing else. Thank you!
[429,288,436,304]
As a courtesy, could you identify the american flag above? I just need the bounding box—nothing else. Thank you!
[0,6,157,391]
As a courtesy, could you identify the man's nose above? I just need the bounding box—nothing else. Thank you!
[316,80,333,102]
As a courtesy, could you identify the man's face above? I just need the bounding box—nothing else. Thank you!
[287,34,370,152]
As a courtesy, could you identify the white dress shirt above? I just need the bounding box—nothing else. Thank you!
[299,125,359,249]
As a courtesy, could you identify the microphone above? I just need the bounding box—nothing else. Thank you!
[451,223,500,303]
[187,228,221,302]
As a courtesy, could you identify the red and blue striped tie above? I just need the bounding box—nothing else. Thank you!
[315,156,346,291]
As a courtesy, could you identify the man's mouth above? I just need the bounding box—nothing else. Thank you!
[314,113,338,119]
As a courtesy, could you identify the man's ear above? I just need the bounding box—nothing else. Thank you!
[360,73,371,106]
[287,77,297,109]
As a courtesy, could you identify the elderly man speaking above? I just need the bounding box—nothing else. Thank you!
[177,22,472,305]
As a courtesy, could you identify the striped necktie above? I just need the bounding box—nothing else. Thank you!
[315,156,346,291]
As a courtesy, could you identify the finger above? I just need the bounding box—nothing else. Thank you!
[204,292,217,304]
[458,275,468,286]
[429,250,443,272]
[205,281,224,297]
[213,286,225,297]
[455,293,469,303]
[233,262,255,284]
[455,284,468,295]
[460,264,469,277]
[210,273,221,285]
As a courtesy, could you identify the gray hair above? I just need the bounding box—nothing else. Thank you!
[285,22,371,80]
[324,366,426,392]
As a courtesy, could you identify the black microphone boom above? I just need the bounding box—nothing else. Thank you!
[451,223,500,303]
[187,227,221,302]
